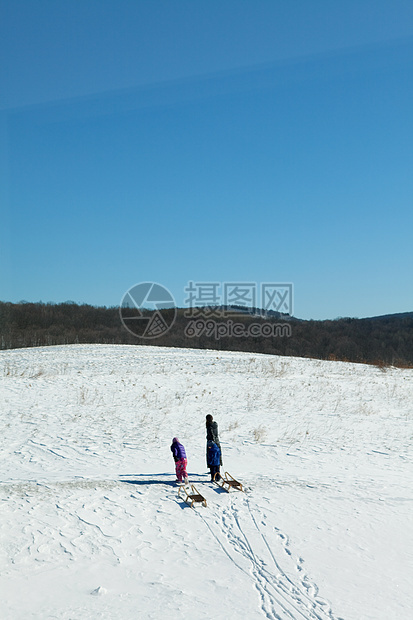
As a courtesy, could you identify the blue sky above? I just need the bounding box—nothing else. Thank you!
[1,1,412,319]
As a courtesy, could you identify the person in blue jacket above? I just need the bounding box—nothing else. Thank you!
[206,414,222,465]
[207,440,221,482]
[170,437,188,484]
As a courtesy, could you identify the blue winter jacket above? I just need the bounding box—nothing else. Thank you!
[171,439,187,461]
[207,440,221,467]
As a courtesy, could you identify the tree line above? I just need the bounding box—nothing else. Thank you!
[1,301,412,367]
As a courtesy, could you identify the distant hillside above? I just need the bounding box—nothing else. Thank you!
[1,301,412,367]
[365,312,413,321]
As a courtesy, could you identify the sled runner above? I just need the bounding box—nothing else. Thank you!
[214,471,244,492]
[178,484,207,508]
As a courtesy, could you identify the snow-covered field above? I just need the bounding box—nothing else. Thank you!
[0,344,412,620]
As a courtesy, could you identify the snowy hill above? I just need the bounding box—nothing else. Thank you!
[1,344,412,619]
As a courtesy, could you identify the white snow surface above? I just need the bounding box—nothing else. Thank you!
[0,344,412,620]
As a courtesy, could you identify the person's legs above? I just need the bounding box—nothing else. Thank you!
[176,458,188,482]
[180,458,188,483]
[210,465,220,481]
[175,460,182,482]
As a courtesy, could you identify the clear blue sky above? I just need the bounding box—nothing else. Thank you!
[1,1,412,319]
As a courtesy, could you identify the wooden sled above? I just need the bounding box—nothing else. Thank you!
[178,484,207,508]
[214,471,244,493]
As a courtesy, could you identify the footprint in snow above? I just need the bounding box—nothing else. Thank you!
[296,557,304,572]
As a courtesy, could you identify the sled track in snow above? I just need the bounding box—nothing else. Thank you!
[198,494,343,620]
